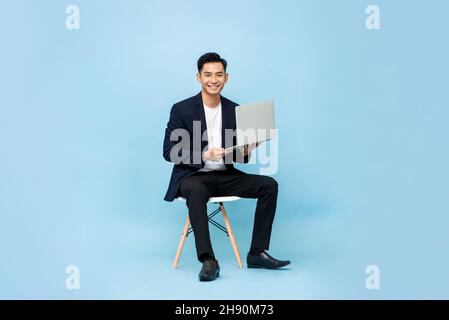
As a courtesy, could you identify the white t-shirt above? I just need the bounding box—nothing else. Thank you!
[199,103,227,172]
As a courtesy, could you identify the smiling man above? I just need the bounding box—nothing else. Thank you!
[163,52,290,282]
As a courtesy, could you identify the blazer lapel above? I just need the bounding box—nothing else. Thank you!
[221,96,230,148]
[195,92,208,146]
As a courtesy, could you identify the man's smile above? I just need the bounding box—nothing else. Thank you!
[207,84,220,90]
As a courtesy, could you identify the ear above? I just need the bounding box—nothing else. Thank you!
[224,73,229,83]
[196,73,201,83]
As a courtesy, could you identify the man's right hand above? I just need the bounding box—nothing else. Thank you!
[203,148,226,161]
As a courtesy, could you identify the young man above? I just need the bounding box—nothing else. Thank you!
[163,52,290,281]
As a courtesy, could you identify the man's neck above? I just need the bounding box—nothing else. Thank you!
[201,91,221,108]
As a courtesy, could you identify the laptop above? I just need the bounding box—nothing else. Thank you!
[225,100,276,152]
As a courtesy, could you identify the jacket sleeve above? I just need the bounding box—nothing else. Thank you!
[163,105,204,169]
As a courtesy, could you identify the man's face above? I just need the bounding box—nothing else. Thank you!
[196,62,228,96]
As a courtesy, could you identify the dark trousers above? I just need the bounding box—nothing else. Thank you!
[179,168,278,262]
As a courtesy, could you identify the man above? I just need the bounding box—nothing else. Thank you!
[163,52,290,281]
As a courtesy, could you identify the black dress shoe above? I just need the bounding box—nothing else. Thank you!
[198,259,220,281]
[247,251,290,269]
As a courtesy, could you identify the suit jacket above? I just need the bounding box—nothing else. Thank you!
[163,92,248,201]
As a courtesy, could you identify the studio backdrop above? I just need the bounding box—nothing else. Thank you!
[1,0,448,299]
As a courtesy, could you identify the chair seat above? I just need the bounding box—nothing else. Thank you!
[176,196,241,203]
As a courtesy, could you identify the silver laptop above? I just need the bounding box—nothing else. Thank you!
[225,100,276,151]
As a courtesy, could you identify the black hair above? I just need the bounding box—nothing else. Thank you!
[197,52,227,73]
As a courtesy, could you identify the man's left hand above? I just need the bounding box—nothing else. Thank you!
[242,142,260,156]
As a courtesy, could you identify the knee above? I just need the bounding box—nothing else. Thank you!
[265,176,278,189]
[260,176,278,193]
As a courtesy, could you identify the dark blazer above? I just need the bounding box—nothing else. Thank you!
[163,92,248,202]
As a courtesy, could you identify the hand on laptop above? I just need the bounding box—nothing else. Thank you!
[204,143,262,160]
[242,142,261,156]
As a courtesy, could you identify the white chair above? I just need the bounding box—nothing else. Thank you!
[172,196,243,269]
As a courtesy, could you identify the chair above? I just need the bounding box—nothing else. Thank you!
[172,196,243,269]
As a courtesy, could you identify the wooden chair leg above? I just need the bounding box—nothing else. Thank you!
[172,215,190,269]
[219,203,243,268]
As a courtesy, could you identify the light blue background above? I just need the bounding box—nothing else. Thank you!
[1,0,448,299]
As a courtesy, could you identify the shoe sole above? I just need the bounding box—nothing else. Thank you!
[247,262,290,269]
